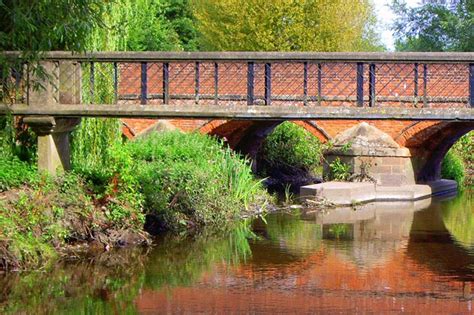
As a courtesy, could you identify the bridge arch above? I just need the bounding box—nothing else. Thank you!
[395,121,474,182]
[197,120,330,159]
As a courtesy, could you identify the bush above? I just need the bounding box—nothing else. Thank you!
[0,171,147,270]
[450,132,473,187]
[441,150,465,187]
[262,122,322,172]
[0,155,37,191]
[120,132,269,232]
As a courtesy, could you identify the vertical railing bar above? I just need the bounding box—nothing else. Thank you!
[247,61,254,105]
[214,62,218,105]
[303,61,308,106]
[264,62,271,105]
[90,61,94,103]
[163,62,169,105]
[26,62,30,105]
[140,62,147,105]
[369,63,376,107]
[423,64,428,108]
[195,61,200,104]
[356,62,364,107]
[469,63,474,108]
[413,63,418,107]
[113,62,118,104]
[317,63,322,106]
[12,65,20,103]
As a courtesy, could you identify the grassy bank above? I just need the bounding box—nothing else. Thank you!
[0,131,270,270]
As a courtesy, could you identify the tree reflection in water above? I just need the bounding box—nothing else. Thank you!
[1,194,474,313]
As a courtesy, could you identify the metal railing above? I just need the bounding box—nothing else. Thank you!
[0,52,473,120]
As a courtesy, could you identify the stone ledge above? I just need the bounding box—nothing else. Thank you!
[300,179,457,206]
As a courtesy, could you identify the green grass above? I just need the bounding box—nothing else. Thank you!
[122,131,270,232]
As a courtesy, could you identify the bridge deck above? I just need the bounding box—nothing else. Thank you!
[1,52,473,120]
[1,104,472,120]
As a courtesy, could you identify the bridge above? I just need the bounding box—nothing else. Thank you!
[1,51,473,186]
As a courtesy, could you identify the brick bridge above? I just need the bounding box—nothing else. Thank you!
[1,52,473,185]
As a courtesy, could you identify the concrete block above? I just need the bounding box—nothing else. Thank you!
[300,182,376,205]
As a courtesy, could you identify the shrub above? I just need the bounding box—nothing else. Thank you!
[328,157,351,181]
[262,122,322,172]
[0,171,147,270]
[0,155,37,191]
[121,132,269,232]
[441,150,465,187]
[450,132,473,187]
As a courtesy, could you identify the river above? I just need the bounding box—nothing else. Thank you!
[1,192,473,314]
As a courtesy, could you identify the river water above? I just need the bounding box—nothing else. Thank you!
[1,192,473,314]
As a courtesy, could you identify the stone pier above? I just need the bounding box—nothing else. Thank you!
[26,61,81,175]
[301,122,458,205]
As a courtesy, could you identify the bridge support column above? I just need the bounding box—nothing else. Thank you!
[25,60,82,175]
[323,122,415,186]
[24,116,80,176]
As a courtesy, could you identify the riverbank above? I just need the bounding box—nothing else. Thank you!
[0,131,272,271]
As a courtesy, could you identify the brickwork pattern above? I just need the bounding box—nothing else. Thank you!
[112,61,470,108]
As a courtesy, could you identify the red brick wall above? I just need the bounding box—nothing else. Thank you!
[116,62,470,108]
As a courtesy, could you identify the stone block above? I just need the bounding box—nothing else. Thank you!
[300,182,376,205]
[380,174,404,186]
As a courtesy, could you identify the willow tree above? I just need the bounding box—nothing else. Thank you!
[193,0,381,51]
[72,0,198,178]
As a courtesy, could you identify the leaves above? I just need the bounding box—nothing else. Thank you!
[192,0,382,51]
[391,0,473,52]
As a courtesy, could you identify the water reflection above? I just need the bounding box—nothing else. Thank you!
[1,193,473,313]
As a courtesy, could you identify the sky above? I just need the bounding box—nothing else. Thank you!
[373,0,421,50]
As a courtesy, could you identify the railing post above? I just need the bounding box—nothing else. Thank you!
[89,62,95,102]
[317,63,322,105]
[423,64,428,107]
[413,63,418,106]
[356,62,364,107]
[195,62,200,105]
[264,63,271,105]
[214,62,218,105]
[303,61,308,106]
[247,62,254,105]
[369,63,376,107]
[163,62,169,104]
[470,63,474,107]
[26,60,80,175]
[140,62,147,105]
[113,62,118,104]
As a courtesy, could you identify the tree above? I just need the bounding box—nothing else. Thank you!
[0,0,107,159]
[192,0,381,51]
[391,0,473,52]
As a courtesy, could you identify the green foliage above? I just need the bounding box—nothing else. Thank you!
[126,0,199,51]
[193,0,381,51]
[262,122,322,172]
[0,154,37,192]
[0,170,146,270]
[0,0,106,52]
[120,131,269,231]
[441,150,465,187]
[392,0,473,52]
[0,174,92,270]
[450,132,473,187]
[71,0,199,180]
[328,157,351,181]
[0,0,107,107]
